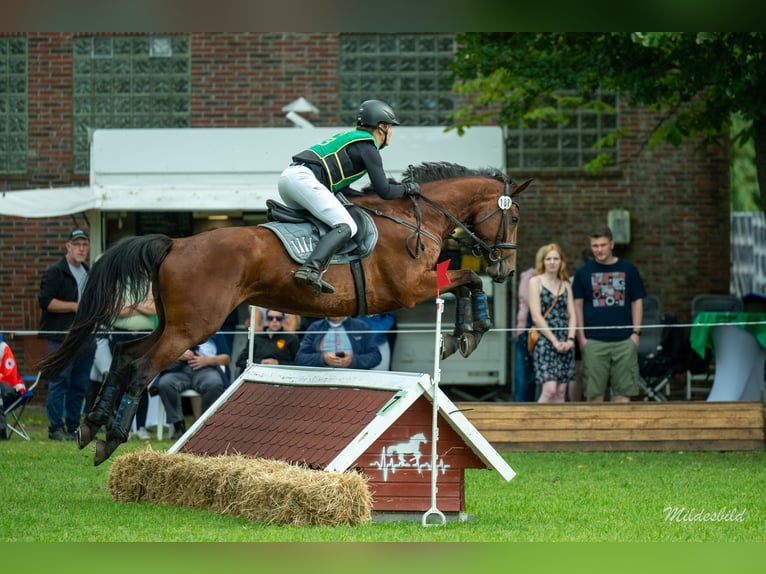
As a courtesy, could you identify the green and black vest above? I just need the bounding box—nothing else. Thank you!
[293,130,378,192]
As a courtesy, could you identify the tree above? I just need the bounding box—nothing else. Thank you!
[731,113,760,211]
[449,32,766,214]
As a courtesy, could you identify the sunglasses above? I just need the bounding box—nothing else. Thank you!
[267,315,285,322]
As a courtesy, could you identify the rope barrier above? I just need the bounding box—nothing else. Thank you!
[2,319,766,339]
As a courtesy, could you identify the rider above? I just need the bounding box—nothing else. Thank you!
[278,99,420,294]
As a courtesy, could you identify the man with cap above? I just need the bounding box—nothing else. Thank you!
[37,228,97,440]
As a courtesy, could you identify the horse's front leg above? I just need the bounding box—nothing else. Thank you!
[434,270,478,360]
[440,285,471,360]
[456,288,494,357]
[440,269,492,358]
[454,285,473,335]
[471,288,493,333]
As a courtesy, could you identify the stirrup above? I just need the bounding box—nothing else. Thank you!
[294,266,335,295]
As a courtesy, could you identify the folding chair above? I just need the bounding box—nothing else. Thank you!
[4,372,40,440]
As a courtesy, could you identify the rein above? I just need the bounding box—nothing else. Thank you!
[357,173,518,261]
[357,203,440,259]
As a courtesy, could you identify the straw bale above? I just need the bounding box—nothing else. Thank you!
[108,447,372,526]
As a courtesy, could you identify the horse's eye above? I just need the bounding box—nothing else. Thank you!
[511,216,519,224]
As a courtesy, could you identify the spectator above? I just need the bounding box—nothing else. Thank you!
[251,306,301,334]
[0,335,27,440]
[573,226,646,402]
[37,228,96,441]
[528,244,577,403]
[296,316,381,370]
[354,312,397,370]
[154,333,230,439]
[236,309,300,371]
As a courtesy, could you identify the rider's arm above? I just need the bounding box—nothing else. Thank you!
[356,144,409,199]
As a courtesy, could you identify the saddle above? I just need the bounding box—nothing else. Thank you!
[262,197,378,265]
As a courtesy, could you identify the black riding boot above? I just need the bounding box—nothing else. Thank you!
[293,223,352,295]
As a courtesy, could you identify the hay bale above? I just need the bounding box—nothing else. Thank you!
[108,448,371,526]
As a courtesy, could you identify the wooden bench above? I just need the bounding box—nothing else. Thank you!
[455,401,766,451]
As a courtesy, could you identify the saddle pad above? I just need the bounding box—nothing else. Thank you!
[262,218,378,265]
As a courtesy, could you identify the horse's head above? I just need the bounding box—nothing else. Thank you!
[406,163,531,284]
[471,177,531,282]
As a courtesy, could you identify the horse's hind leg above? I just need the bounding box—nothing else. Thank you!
[94,370,146,466]
[76,371,119,449]
[77,337,139,449]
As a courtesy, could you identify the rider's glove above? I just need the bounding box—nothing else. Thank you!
[404,182,421,197]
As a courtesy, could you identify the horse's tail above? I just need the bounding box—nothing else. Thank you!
[38,234,173,376]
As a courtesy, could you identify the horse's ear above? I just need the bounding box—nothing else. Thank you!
[512,178,533,198]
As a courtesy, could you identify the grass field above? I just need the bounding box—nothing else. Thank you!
[2,406,764,544]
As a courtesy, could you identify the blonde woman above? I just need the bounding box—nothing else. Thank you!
[528,244,576,402]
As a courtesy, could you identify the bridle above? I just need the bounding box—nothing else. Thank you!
[417,179,519,263]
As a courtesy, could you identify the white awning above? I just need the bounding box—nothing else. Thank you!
[0,186,98,218]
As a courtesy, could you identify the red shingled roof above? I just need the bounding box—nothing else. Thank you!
[178,382,393,466]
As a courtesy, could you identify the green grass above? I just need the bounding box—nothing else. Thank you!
[2,406,764,542]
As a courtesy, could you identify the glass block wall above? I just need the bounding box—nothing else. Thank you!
[0,36,27,174]
[339,33,456,126]
[72,35,191,173]
[506,91,619,171]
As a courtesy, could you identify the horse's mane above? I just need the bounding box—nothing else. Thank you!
[402,162,509,184]
[356,161,509,195]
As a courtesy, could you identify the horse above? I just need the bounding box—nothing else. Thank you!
[38,162,530,465]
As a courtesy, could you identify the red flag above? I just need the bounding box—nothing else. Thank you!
[436,259,451,293]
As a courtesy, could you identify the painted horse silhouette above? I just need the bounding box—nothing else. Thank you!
[39,162,529,465]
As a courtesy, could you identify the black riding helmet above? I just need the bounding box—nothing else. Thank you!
[356,99,400,128]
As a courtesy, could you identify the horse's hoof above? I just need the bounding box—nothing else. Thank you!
[76,422,98,450]
[458,333,477,357]
[93,439,121,466]
[93,440,109,466]
[441,333,458,360]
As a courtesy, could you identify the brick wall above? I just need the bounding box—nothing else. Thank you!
[0,32,730,376]
[190,32,340,127]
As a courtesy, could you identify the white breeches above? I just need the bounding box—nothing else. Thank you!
[277,164,358,236]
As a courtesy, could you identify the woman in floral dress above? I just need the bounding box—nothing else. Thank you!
[528,244,577,402]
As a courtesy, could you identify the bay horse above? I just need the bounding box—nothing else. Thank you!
[39,162,529,465]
